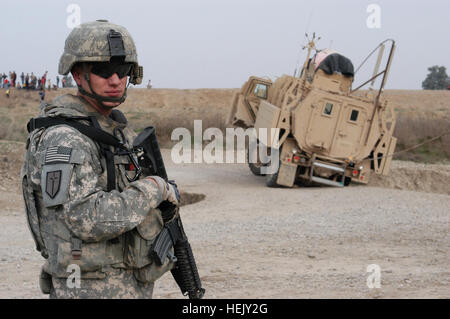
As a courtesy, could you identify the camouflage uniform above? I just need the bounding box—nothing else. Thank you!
[21,21,175,299]
[50,267,154,299]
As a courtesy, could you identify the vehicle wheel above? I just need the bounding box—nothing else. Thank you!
[265,169,281,187]
[249,162,265,176]
[344,176,351,186]
[247,143,268,176]
[265,156,282,187]
[336,175,352,186]
[295,177,314,187]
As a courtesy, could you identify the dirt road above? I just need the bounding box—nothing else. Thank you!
[0,148,449,299]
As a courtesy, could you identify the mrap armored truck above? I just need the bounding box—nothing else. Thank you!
[227,37,397,187]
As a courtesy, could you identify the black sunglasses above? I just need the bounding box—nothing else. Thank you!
[90,62,133,79]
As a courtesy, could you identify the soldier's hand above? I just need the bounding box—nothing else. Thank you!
[165,182,179,207]
[145,176,180,207]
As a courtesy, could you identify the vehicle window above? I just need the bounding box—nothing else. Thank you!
[254,84,268,99]
[350,109,359,122]
[324,103,333,115]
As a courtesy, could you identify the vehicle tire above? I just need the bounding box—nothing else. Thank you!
[265,170,281,187]
[295,177,314,187]
[249,162,265,176]
[265,158,282,187]
[336,175,352,186]
[247,143,267,176]
[344,176,351,186]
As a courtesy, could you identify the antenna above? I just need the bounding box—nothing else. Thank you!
[294,10,314,77]
[297,32,321,80]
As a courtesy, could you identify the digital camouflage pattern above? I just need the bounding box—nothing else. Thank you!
[58,20,139,76]
[50,268,154,299]
[22,94,172,298]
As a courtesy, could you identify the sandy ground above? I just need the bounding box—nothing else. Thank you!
[0,148,449,299]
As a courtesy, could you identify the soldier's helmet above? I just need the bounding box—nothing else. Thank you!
[58,20,143,84]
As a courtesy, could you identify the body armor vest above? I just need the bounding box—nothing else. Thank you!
[22,109,173,282]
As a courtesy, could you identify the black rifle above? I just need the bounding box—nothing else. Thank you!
[133,126,205,299]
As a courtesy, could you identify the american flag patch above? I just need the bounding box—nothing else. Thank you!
[45,146,72,164]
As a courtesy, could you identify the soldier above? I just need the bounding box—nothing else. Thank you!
[21,20,179,299]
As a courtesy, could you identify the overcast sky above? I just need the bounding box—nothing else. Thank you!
[1,0,448,89]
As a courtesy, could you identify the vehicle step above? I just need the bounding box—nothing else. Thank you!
[312,161,345,173]
[311,176,344,187]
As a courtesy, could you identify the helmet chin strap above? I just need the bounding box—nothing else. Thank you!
[77,64,128,110]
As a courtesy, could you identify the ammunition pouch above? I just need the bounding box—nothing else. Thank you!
[46,224,175,282]
[51,240,117,279]
[123,208,175,283]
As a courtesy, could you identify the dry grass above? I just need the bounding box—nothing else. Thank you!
[119,87,235,145]
[384,90,450,163]
[0,87,449,163]
[393,115,450,163]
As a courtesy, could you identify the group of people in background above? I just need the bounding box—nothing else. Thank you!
[1,71,74,100]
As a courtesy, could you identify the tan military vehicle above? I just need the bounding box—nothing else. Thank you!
[227,36,397,187]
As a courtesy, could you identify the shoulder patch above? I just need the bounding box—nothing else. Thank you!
[45,146,72,164]
[41,162,75,208]
[46,170,62,198]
